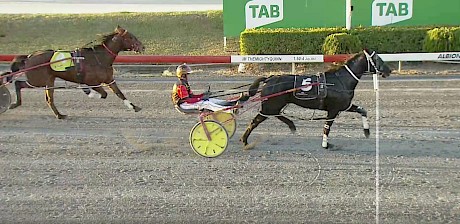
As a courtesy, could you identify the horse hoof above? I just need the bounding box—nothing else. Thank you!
[134,106,142,112]
[364,129,370,138]
[243,142,256,150]
[57,114,68,119]
[323,144,339,151]
[9,103,18,109]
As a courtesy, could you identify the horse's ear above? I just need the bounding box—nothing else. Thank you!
[115,25,124,33]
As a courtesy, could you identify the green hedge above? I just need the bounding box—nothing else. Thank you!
[423,27,460,52]
[350,26,431,53]
[240,27,346,55]
[322,33,362,55]
[455,28,460,51]
[240,26,460,55]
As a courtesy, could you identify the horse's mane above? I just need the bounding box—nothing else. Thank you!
[325,52,363,73]
[81,32,117,50]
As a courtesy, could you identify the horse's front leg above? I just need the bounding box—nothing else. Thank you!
[322,110,339,149]
[9,80,32,109]
[346,104,370,138]
[45,82,67,119]
[107,81,141,112]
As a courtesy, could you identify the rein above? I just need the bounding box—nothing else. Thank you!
[208,79,310,99]
[26,79,116,90]
[0,57,73,87]
[102,43,118,57]
[208,83,252,98]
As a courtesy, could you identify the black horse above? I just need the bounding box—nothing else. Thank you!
[240,50,392,149]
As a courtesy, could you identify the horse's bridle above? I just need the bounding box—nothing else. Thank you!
[363,50,381,74]
[343,50,381,82]
[102,29,140,57]
[113,29,142,52]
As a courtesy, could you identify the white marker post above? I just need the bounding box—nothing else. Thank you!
[373,73,380,224]
[346,0,352,30]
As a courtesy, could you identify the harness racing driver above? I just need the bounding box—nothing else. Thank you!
[171,63,247,113]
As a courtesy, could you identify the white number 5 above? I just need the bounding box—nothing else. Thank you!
[301,78,312,92]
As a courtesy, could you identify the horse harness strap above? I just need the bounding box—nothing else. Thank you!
[344,65,360,82]
[72,49,85,83]
[317,73,327,98]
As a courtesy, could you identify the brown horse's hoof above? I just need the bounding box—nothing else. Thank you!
[134,106,142,112]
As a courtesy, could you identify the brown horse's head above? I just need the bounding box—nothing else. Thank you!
[112,26,145,53]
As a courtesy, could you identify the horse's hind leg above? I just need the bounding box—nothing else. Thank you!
[82,87,108,99]
[44,80,67,119]
[322,110,339,149]
[276,115,296,134]
[240,113,267,146]
[41,76,67,119]
[346,104,370,138]
[107,81,141,112]
[9,80,32,109]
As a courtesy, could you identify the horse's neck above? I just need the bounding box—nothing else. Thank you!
[334,60,367,89]
[99,41,122,64]
[346,57,368,77]
[105,40,123,55]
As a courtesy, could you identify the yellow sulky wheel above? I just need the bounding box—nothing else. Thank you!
[203,111,236,138]
[189,120,228,158]
[0,85,11,114]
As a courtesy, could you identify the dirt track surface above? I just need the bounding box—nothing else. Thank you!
[1,75,459,223]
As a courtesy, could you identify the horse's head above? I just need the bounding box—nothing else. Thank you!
[112,26,145,53]
[363,49,392,78]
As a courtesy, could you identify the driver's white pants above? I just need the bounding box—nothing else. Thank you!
[179,99,231,112]
[179,98,231,113]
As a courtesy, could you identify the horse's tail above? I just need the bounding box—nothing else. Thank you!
[0,71,11,84]
[248,77,267,97]
[10,55,28,72]
[1,55,28,83]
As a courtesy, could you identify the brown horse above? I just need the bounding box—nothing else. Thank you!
[9,26,144,119]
